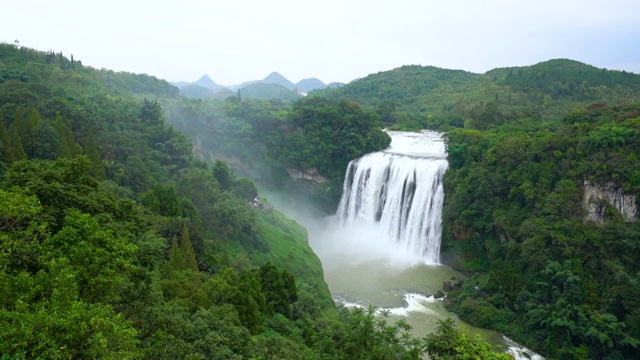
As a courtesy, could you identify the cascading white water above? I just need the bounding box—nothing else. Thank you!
[336,130,448,264]
[268,130,544,358]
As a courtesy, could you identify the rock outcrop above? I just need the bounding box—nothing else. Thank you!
[286,167,328,184]
[583,180,637,223]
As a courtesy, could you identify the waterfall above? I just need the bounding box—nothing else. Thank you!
[336,130,448,264]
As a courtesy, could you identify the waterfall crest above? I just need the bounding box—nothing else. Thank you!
[336,131,448,264]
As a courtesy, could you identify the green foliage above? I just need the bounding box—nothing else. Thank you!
[169,235,185,270]
[425,318,512,359]
[181,224,199,271]
[212,159,234,190]
[0,42,513,360]
[443,103,640,358]
[315,60,640,131]
[0,115,13,163]
[166,95,390,209]
[238,82,301,101]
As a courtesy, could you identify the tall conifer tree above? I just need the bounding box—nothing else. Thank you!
[168,236,184,271]
[84,131,105,180]
[180,224,198,271]
[53,112,81,158]
[9,127,27,161]
[54,112,72,158]
[0,115,13,162]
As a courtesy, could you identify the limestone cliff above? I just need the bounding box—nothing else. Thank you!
[286,167,328,184]
[583,180,637,223]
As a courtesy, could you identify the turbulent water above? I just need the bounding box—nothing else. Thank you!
[262,130,544,360]
[336,130,448,263]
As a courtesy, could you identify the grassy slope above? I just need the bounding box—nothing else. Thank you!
[226,208,334,308]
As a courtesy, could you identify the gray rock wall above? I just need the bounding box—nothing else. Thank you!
[286,167,328,184]
[583,180,637,223]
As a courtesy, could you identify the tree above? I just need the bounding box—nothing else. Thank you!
[9,126,26,161]
[424,318,512,359]
[259,262,288,315]
[180,224,198,271]
[0,116,14,162]
[234,270,265,334]
[84,130,105,180]
[44,210,138,303]
[212,159,234,191]
[53,111,80,159]
[140,98,163,125]
[168,235,184,271]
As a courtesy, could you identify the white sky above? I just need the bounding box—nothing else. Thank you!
[2,0,639,85]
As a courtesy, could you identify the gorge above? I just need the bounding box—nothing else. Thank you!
[269,130,543,359]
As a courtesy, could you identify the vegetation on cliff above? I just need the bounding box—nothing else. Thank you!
[442,103,640,359]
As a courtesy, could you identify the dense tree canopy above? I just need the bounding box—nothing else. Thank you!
[0,43,507,359]
[167,93,390,210]
[442,103,640,359]
[315,60,640,132]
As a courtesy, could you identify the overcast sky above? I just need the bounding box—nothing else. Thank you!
[2,0,639,85]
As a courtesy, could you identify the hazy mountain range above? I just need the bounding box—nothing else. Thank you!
[171,72,344,100]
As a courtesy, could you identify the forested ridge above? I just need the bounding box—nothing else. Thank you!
[315,60,640,132]
[441,103,640,359]
[0,43,508,359]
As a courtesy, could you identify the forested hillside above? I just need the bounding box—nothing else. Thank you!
[315,60,640,131]
[0,43,507,359]
[442,103,640,359]
[167,96,390,209]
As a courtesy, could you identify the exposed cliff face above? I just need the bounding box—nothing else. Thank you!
[583,180,638,223]
[286,167,328,184]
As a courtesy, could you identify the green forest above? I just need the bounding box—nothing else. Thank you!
[317,60,640,359]
[166,95,390,209]
[441,104,640,359]
[0,44,510,359]
[315,60,640,132]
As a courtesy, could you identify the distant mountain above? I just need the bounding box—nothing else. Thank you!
[193,75,222,90]
[315,59,640,125]
[179,84,235,99]
[262,72,295,90]
[170,81,191,88]
[227,80,259,90]
[180,84,212,98]
[239,83,301,101]
[228,72,297,91]
[212,87,236,98]
[171,75,223,91]
[296,78,326,93]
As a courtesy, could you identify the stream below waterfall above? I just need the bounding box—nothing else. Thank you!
[262,130,543,359]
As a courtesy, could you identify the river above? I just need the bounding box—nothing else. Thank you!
[263,130,543,359]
